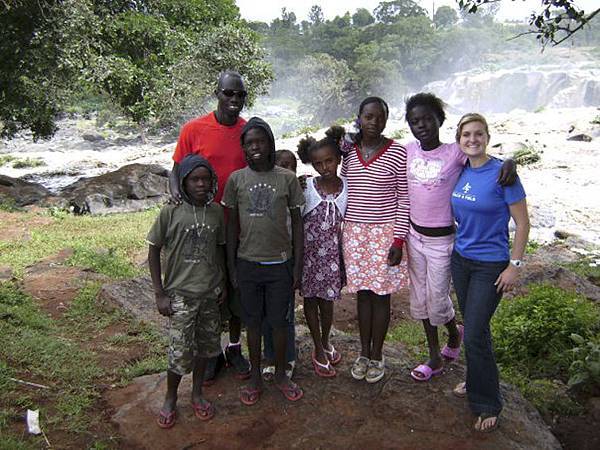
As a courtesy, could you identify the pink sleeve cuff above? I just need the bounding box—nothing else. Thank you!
[392,238,404,249]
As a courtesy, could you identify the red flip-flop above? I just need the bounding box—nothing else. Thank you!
[276,381,304,402]
[156,409,176,429]
[239,386,262,406]
[312,352,336,378]
[324,344,342,366]
[191,400,215,421]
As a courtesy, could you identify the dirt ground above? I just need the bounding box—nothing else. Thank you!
[5,241,598,449]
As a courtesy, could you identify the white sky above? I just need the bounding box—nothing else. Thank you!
[236,0,598,23]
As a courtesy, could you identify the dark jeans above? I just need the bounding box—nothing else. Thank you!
[262,308,296,363]
[451,250,508,416]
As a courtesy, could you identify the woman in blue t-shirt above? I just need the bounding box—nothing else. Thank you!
[450,113,530,433]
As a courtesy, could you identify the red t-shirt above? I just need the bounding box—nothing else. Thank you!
[173,112,247,203]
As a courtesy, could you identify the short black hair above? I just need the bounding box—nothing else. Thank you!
[217,70,243,89]
[297,125,345,164]
[275,149,296,162]
[359,96,389,119]
[405,92,446,125]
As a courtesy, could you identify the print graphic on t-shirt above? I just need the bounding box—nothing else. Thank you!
[409,157,444,187]
[452,182,476,202]
[247,182,276,218]
[182,223,213,263]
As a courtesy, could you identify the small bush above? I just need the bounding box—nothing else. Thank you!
[492,284,600,377]
[0,155,16,166]
[512,146,541,165]
[389,129,406,140]
[568,333,600,391]
[12,157,46,169]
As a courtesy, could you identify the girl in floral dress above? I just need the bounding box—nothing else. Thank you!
[297,126,348,378]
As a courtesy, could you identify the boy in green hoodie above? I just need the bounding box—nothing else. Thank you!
[148,154,226,428]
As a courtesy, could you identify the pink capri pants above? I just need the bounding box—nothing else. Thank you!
[406,227,456,326]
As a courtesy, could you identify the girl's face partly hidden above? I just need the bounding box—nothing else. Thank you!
[359,102,387,140]
[311,145,340,180]
[275,153,297,173]
[243,128,271,166]
[459,121,489,158]
[184,166,212,205]
[406,105,441,149]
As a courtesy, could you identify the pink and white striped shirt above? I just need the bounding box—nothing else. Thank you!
[341,140,410,245]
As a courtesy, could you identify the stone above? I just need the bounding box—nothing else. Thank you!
[82,132,105,142]
[554,230,572,239]
[0,174,54,207]
[105,333,561,450]
[0,266,13,282]
[567,134,592,142]
[59,163,169,215]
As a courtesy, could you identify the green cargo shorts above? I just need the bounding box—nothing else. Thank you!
[167,291,222,376]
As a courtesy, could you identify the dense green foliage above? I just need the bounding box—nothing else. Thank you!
[492,284,600,377]
[0,0,273,139]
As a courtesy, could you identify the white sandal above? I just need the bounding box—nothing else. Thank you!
[262,365,275,382]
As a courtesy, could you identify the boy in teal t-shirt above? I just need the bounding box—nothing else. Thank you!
[147,154,226,429]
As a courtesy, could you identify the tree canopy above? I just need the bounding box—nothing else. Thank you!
[0,0,272,139]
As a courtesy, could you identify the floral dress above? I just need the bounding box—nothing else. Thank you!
[301,181,346,301]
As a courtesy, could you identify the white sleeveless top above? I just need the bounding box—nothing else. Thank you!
[302,176,348,224]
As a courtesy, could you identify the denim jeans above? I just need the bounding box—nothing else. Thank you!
[262,308,296,363]
[451,250,508,416]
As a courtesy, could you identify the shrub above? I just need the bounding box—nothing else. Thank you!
[568,333,600,391]
[12,157,46,169]
[512,146,540,165]
[492,284,600,377]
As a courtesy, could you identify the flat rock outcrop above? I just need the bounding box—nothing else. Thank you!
[59,163,169,214]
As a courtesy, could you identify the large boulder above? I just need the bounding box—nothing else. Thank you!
[102,276,560,449]
[0,174,53,207]
[105,332,561,450]
[60,163,169,214]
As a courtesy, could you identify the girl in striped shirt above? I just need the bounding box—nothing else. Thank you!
[341,97,410,383]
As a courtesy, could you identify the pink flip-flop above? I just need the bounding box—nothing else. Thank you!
[410,364,444,381]
[441,324,464,361]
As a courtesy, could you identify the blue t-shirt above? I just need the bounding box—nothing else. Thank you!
[451,157,526,262]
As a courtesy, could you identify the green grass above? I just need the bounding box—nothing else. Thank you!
[0,280,167,445]
[0,208,158,278]
[11,157,46,169]
[565,258,600,285]
[0,155,16,166]
[387,320,429,360]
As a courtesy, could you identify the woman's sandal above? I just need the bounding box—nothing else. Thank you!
[441,325,464,361]
[324,344,342,365]
[312,352,336,378]
[474,413,499,433]
[191,400,215,421]
[276,381,304,402]
[453,381,467,398]
[410,363,444,382]
[156,409,176,429]
[239,386,262,406]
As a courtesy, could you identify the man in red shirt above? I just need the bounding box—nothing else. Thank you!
[169,70,250,382]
